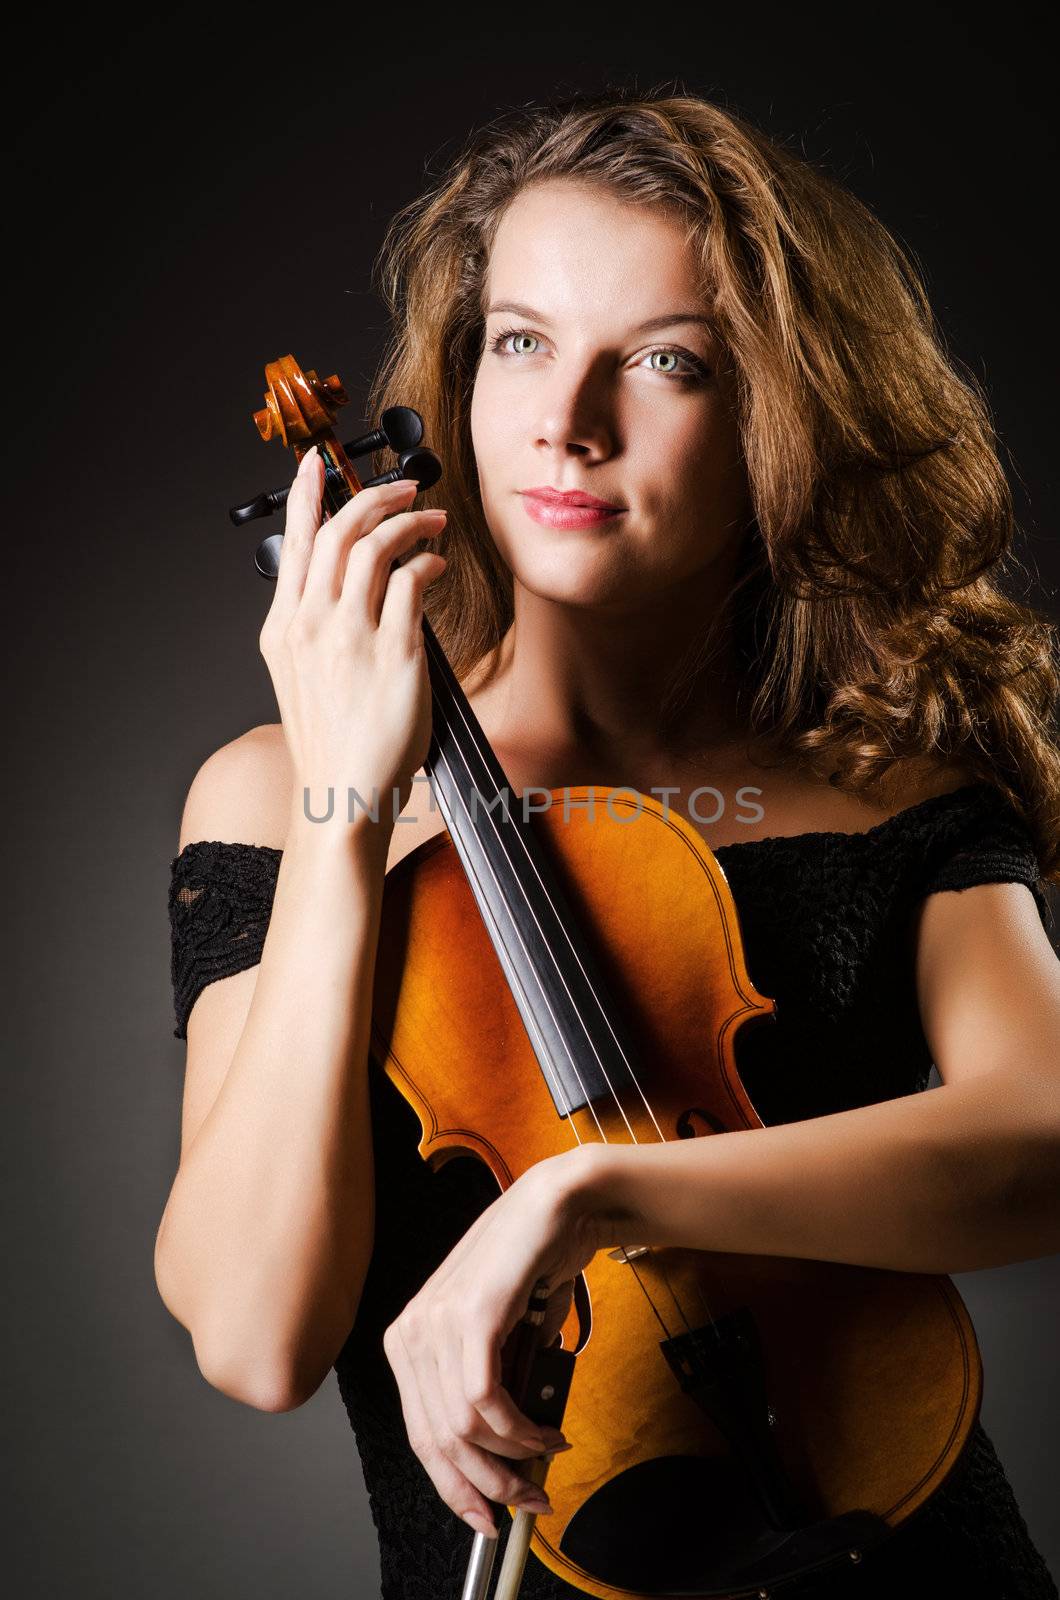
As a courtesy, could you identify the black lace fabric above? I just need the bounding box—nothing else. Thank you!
[168,783,1057,1598]
[169,840,281,1039]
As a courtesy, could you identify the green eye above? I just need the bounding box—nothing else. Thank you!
[488,326,710,382]
[489,328,540,356]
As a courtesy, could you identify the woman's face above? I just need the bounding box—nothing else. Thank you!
[470,178,749,612]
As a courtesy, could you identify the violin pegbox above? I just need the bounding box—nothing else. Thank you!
[228,352,442,580]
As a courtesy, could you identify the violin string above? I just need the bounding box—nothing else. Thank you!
[427,683,716,1344]
[423,691,679,1343]
[421,635,720,1340]
[423,633,660,1137]
[423,635,710,1339]
[423,638,724,1347]
[423,646,649,1146]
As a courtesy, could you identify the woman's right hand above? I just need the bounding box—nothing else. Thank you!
[258,445,448,846]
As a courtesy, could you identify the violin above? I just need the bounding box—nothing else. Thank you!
[232,353,982,1600]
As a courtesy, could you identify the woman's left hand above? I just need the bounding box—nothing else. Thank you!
[382,1145,608,1537]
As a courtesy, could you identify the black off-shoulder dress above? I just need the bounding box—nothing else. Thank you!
[168,781,1058,1600]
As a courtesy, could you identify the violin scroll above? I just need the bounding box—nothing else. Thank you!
[228,353,443,579]
[252,354,348,446]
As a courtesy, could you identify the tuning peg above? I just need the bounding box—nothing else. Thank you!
[230,411,431,527]
[232,468,341,525]
[361,446,442,492]
[254,533,285,581]
[229,489,278,525]
[345,406,424,457]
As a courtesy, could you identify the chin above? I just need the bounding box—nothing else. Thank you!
[507,550,637,609]
[485,507,640,601]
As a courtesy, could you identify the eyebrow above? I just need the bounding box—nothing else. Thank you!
[485,300,714,336]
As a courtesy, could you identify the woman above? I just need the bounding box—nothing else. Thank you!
[158,88,1060,1598]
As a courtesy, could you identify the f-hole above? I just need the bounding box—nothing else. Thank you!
[676,1107,726,1140]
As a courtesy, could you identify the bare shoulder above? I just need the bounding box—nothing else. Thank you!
[875,753,980,815]
[913,879,1060,1086]
[734,750,981,842]
[178,731,447,873]
[902,753,1060,1080]
[178,721,292,854]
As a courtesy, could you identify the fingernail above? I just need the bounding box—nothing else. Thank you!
[464,1512,496,1538]
[544,1442,573,1456]
[422,508,447,519]
[524,1497,552,1515]
[300,445,317,469]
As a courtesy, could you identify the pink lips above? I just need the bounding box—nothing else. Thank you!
[519,486,625,529]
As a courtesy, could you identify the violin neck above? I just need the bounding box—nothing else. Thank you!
[420,621,641,1120]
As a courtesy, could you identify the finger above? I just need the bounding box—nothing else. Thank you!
[301,479,419,610]
[273,451,323,604]
[377,551,448,647]
[269,446,324,622]
[539,1279,575,1349]
[413,1330,552,1517]
[407,1208,567,1450]
[395,1310,551,1518]
[342,508,447,627]
[386,1325,502,1536]
[435,1317,546,1462]
[463,1320,565,1453]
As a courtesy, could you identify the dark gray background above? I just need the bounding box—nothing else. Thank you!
[7,6,1057,1594]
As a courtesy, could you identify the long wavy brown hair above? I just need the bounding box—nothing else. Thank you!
[365,84,1060,885]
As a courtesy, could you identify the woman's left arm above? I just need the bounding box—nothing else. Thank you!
[582,879,1060,1275]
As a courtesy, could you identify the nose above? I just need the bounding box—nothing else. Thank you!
[532,360,616,461]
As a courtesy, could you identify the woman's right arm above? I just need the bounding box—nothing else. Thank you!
[153,449,448,1413]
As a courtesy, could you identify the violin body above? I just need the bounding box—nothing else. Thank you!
[370,790,982,1599]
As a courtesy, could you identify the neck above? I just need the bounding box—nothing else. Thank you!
[476,540,748,773]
